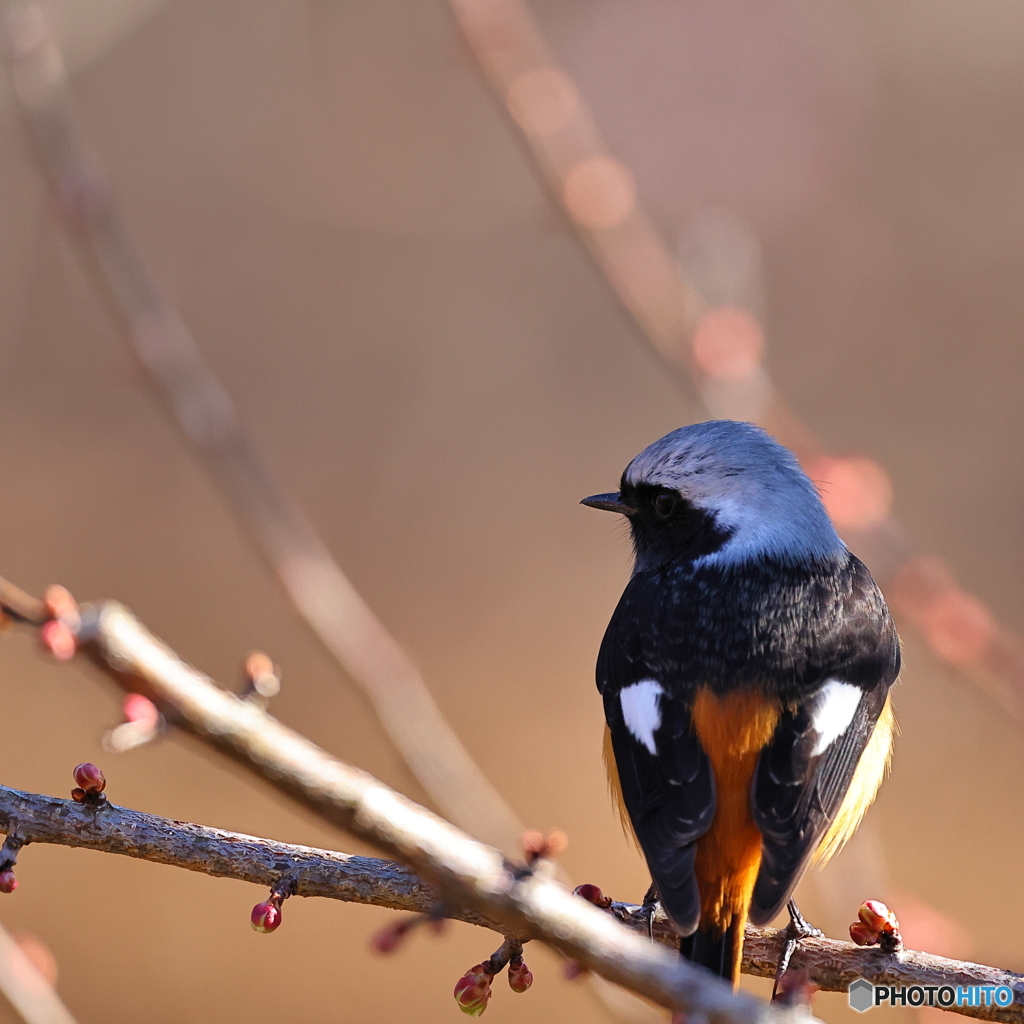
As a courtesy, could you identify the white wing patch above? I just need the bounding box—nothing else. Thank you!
[810,680,863,755]
[620,680,663,755]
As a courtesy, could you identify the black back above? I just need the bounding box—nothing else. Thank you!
[597,550,900,933]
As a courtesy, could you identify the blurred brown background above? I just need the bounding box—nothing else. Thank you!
[1,1,1023,1022]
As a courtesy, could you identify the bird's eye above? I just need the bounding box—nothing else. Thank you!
[653,493,676,519]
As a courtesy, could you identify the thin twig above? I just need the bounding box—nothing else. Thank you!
[0,0,523,855]
[0,782,1021,1022]
[0,577,46,626]
[0,782,498,931]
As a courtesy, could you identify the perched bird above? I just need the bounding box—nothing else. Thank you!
[582,420,899,985]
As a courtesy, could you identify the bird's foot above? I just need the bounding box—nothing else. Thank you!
[639,883,661,942]
[772,899,824,1000]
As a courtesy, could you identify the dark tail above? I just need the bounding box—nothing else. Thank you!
[682,919,744,986]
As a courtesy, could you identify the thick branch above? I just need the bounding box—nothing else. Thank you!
[0,782,1021,1022]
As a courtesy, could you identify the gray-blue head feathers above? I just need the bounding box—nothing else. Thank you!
[619,420,845,569]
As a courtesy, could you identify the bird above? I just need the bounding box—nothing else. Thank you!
[582,420,899,986]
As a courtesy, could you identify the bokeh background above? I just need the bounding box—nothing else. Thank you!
[1,1,1023,1022]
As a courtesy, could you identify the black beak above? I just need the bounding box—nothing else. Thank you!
[581,492,637,516]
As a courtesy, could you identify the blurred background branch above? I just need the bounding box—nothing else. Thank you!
[0,0,523,857]
[446,0,1024,721]
[0,922,77,1024]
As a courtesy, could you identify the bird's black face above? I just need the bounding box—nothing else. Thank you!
[582,480,733,569]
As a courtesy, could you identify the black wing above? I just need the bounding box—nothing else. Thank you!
[749,571,900,925]
[598,577,715,936]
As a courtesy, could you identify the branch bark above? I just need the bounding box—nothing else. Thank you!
[0,782,1021,1023]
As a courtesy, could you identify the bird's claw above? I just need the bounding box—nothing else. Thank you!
[772,899,824,1000]
[639,884,662,942]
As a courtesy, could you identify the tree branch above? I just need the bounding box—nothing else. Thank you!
[0,588,808,1024]
[0,782,498,930]
[0,781,1021,1022]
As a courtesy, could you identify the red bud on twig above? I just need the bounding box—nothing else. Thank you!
[104,694,163,753]
[40,619,76,660]
[0,871,17,894]
[454,964,493,1017]
[572,883,612,909]
[243,651,280,700]
[849,900,903,952]
[251,899,282,933]
[42,585,79,629]
[123,693,160,728]
[73,763,105,794]
[520,829,568,866]
[507,956,533,993]
[40,585,80,660]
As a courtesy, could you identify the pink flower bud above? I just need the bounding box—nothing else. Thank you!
[40,619,76,660]
[42,585,80,629]
[572,883,611,908]
[520,828,568,864]
[123,693,160,728]
[244,652,280,699]
[0,871,17,894]
[849,920,879,946]
[251,900,282,933]
[859,900,897,933]
[520,830,545,861]
[454,965,493,1017]
[507,957,533,993]
[73,763,105,794]
[545,830,569,858]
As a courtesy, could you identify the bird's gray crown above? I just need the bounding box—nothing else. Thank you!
[624,420,845,566]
